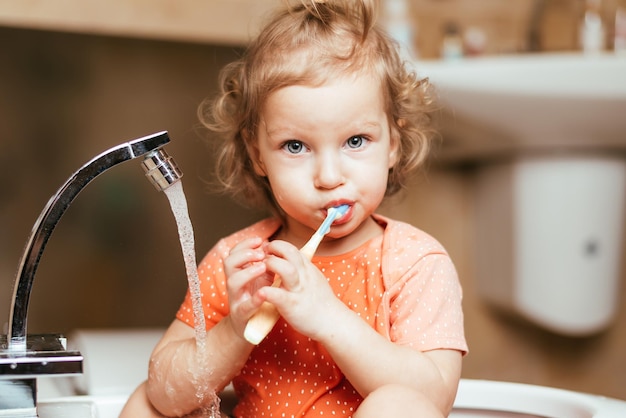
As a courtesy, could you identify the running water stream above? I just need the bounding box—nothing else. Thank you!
[164,180,220,417]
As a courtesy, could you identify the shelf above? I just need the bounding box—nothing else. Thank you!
[0,0,279,45]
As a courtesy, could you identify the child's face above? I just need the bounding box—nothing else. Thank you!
[255,72,398,238]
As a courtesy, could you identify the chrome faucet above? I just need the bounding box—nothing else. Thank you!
[0,131,182,416]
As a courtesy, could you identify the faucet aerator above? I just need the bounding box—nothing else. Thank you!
[142,148,183,192]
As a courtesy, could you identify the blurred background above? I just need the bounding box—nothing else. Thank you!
[0,0,625,401]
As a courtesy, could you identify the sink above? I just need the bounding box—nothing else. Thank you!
[32,331,626,417]
[418,53,626,336]
[38,395,127,418]
[417,53,626,160]
[36,380,626,417]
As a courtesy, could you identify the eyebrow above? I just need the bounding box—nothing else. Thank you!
[359,120,383,131]
[264,119,383,138]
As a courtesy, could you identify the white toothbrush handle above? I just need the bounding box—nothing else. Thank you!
[243,299,281,345]
[243,232,324,345]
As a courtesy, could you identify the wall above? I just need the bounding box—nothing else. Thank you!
[0,26,265,334]
[1,0,625,404]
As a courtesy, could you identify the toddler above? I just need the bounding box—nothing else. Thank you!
[122,0,467,416]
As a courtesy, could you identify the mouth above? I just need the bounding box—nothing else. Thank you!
[324,203,351,224]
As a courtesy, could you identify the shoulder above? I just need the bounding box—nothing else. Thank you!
[373,214,453,286]
[374,214,448,258]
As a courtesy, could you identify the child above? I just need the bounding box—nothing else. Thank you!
[121,0,467,416]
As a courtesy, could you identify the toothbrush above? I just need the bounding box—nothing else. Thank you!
[243,204,350,345]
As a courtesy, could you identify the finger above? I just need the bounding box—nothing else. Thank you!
[256,284,285,307]
[263,255,299,290]
[230,236,263,253]
[264,239,300,260]
[227,261,267,292]
[238,288,268,318]
[264,240,305,271]
[224,238,266,274]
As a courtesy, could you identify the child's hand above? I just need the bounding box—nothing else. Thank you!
[258,240,344,341]
[223,237,274,340]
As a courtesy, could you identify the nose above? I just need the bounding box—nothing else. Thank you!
[314,151,345,190]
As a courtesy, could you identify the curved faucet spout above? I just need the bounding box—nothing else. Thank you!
[8,131,176,351]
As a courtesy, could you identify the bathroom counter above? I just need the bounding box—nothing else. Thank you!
[0,0,279,45]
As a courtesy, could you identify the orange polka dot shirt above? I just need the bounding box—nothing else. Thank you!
[177,214,467,417]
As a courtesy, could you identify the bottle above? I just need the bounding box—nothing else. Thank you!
[382,0,418,61]
[615,5,626,54]
[441,22,463,61]
[463,26,487,57]
[580,0,606,53]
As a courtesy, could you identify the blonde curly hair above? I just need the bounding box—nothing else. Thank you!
[199,0,435,215]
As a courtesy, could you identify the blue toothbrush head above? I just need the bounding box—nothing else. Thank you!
[319,204,350,235]
[331,204,350,219]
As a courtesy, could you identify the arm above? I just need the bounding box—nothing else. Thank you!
[316,307,462,413]
[319,250,465,413]
[258,240,464,415]
[145,317,252,416]
[145,237,275,416]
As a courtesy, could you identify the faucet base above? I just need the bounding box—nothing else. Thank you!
[0,334,83,378]
[0,378,36,416]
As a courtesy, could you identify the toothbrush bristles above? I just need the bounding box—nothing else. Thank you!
[332,204,349,218]
[319,204,349,235]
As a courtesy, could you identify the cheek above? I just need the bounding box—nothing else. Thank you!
[265,172,304,206]
[352,167,385,199]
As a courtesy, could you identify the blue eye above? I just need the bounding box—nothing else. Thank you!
[346,135,366,149]
[283,140,305,154]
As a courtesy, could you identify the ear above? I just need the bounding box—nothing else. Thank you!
[248,143,267,176]
[253,158,267,176]
[388,119,403,168]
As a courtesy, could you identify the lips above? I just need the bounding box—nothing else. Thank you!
[324,202,352,225]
